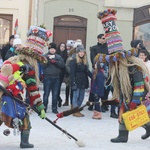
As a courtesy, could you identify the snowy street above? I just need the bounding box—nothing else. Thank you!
[0,83,150,150]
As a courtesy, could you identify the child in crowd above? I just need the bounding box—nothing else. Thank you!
[90,62,106,119]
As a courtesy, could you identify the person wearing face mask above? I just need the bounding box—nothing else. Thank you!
[5,34,22,60]
[70,44,92,117]
[42,42,65,114]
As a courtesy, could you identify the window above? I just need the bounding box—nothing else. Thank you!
[133,5,150,51]
[134,23,150,51]
[0,15,13,48]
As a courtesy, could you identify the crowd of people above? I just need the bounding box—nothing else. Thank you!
[0,32,149,120]
[0,7,150,149]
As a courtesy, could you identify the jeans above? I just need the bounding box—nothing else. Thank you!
[72,88,85,108]
[43,76,60,111]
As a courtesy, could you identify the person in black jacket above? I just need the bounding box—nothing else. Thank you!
[42,42,65,114]
[90,34,108,67]
[1,35,14,61]
[89,34,109,111]
[56,42,68,107]
[130,39,150,60]
[5,34,22,60]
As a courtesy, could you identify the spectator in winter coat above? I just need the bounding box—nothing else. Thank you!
[1,35,14,61]
[56,42,68,107]
[90,62,105,119]
[90,34,108,67]
[130,39,150,60]
[63,47,76,107]
[70,44,92,117]
[5,34,22,60]
[42,42,65,114]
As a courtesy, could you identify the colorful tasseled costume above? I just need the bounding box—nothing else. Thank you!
[96,8,150,143]
[0,25,52,148]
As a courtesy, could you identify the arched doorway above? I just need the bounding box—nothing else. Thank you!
[133,5,150,51]
[53,15,87,47]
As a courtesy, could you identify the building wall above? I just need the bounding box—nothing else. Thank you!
[0,0,30,44]
[0,0,150,56]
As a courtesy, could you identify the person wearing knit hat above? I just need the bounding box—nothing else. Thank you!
[66,40,74,53]
[49,42,57,49]
[13,34,22,47]
[130,39,150,60]
[42,41,65,114]
[69,43,91,117]
[0,25,52,148]
[5,34,22,60]
[76,44,85,53]
[96,8,150,143]
[1,34,14,61]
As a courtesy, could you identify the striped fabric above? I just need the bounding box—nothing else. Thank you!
[133,81,144,97]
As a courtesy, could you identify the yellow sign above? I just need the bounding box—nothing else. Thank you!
[122,105,150,131]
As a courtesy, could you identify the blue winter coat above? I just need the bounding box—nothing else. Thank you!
[91,71,105,97]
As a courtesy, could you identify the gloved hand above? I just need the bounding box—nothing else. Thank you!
[56,112,63,118]
[50,59,56,63]
[129,99,141,111]
[19,65,26,73]
[40,109,46,119]
[36,104,46,119]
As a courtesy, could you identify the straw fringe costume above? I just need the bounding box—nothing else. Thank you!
[96,9,150,143]
[0,25,52,148]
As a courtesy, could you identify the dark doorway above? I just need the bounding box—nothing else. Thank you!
[53,15,87,47]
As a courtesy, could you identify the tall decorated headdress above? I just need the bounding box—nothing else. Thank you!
[15,25,52,63]
[95,9,138,63]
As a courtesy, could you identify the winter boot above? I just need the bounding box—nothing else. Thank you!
[20,130,34,148]
[101,106,106,113]
[63,100,69,106]
[88,105,93,111]
[110,130,129,143]
[73,112,84,117]
[92,111,101,119]
[78,112,84,117]
[141,125,150,140]
[110,111,118,119]
[58,97,62,107]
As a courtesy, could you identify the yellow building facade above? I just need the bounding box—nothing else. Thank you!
[0,0,150,54]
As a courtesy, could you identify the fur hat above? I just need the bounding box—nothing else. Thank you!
[76,44,85,53]
[13,34,22,46]
[73,39,82,48]
[15,25,52,63]
[66,40,74,47]
[95,9,137,63]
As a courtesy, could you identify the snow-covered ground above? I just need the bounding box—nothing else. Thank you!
[0,83,150,150]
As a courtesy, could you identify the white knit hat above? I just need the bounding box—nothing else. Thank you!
[13,34,22,46]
